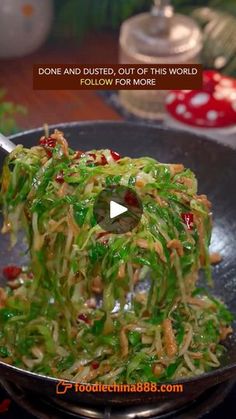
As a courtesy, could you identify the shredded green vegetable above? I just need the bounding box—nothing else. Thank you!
[0,130,233,383]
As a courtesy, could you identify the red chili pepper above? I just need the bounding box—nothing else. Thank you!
[78,314,90,324]
[0,399,11,413]
[124,191,139,207]
[3,265,22,281]
[39,136,57,158]
[47,150,53,158]
[110,150,121,161]
[100,154,107,165]
[86,153,108,166]
[55,171,64,184]
[91,361,99,370]
[181,213,194,230]
[39,136,56,148]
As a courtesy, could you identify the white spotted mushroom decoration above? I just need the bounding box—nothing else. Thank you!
[166,71,236,129]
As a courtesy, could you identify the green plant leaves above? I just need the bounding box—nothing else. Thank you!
[0,89,27,135]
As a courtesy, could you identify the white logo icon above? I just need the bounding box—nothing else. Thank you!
[110,201,128,219]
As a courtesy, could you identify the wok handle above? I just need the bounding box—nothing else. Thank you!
[0,133,16,154]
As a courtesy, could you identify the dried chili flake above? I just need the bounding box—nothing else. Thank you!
[3,266,22,281]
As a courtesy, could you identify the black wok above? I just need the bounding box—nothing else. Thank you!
[0,121,235,407]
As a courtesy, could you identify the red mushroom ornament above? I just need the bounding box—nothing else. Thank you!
[165,71,236,145]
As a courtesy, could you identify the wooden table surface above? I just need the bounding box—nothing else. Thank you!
[0,31,122,131]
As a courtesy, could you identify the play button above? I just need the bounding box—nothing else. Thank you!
[93,185,143,234]
[110,201,127,219]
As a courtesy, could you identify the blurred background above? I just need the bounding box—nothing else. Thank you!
[0,0,235,141]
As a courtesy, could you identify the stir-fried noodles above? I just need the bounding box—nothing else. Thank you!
[0,130,233,383]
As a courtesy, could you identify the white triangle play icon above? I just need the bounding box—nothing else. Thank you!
[110,200,128,219]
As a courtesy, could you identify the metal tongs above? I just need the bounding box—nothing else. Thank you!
[0,132,17,154]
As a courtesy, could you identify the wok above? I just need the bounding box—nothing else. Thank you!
[0,121,235,407]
